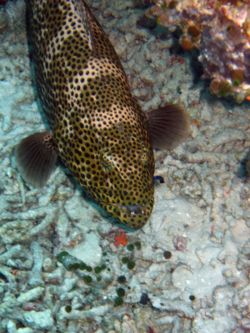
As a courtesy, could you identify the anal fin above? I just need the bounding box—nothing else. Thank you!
[15,131,57,188]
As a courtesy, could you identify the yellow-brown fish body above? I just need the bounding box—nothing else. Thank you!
[17,0,189,228]
[25,0,155,228]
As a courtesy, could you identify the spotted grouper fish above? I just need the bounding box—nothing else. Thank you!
[16,0,189,228]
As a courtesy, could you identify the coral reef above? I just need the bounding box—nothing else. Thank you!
[146,0,250,103]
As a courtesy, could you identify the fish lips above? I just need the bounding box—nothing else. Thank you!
[105,201,153,228]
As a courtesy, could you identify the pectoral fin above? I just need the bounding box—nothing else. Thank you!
[15,131,57,188]
[146,104,190,150]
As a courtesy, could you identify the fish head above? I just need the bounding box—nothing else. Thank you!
[95,137,155,229]
[69,124,155,229]
[98,146,155,229]
[105,200,154,229]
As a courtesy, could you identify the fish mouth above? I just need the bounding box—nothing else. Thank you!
[118,204,146,216]
[104,201,153,228]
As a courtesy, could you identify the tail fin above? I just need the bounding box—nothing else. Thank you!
[146,104,190,150]
[15,131,57,187]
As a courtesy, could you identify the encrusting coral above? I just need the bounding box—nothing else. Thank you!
[146,0,250,103]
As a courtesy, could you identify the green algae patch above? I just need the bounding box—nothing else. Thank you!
[94,264,106,274]
[114,296,124,307]
[113,287,126,307]
[83,275,93,284]
[56,251,92,272]
[116,287,125,297]
[121,256,129,264]
[127,244,134,251]
[121,256,136,270]
[117,275,126,284]
[127,260,136,270]
[134,241,141,250]
[65,305,72,313]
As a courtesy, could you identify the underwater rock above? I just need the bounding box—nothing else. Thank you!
[67,232,102,266]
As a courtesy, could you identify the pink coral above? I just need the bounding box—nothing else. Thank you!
[146,0,250,103]
[173,235,188,251]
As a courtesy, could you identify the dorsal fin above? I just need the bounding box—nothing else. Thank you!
[15,132,57,188]
[146,104,190,150]
[75,0,94,51]
[76,0,124,68]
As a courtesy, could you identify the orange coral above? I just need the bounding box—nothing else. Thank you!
[147,0,250,103]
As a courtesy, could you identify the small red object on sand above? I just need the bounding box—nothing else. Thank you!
[114,229,128,247]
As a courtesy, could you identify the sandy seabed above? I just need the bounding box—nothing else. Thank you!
[0,1,249,332]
